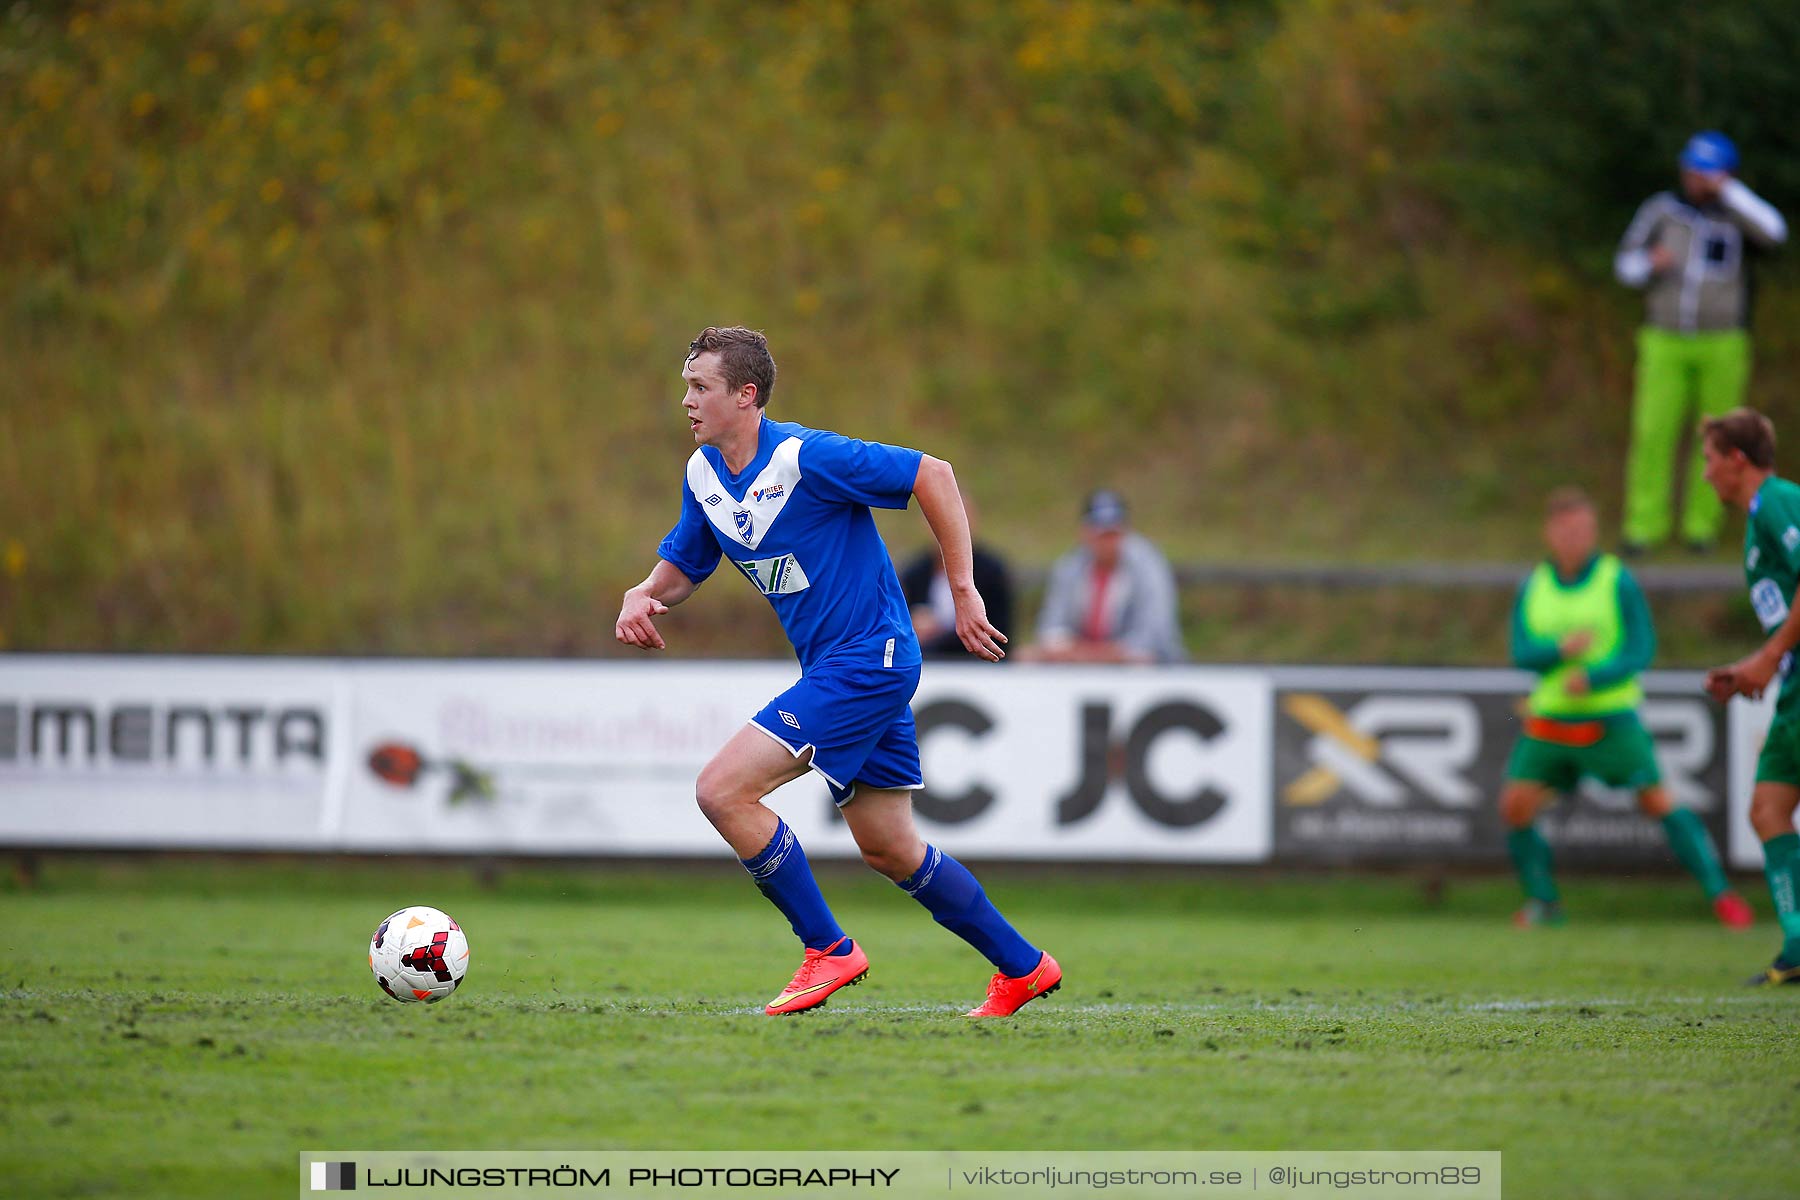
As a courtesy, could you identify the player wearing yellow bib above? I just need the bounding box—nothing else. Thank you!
[1500,488,1750,928]
[1701,409,1800,984]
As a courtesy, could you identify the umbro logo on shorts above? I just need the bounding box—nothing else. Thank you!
[779,710,802,730]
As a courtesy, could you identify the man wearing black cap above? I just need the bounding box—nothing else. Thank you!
[1025,489,1185,664]
[1617,130,1787,554]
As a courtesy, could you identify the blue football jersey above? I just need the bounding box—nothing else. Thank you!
[657,418,925,671]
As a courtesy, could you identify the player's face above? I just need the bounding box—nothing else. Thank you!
[1543,507,1596,567]
[681,351,749,445]
[1701,438,1745,505]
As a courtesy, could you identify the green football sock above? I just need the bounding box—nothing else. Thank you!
[1762,832,1800,961]
[1507,827,1560,904]
[1659,809,1729,899]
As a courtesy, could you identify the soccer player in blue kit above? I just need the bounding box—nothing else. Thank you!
[615,327,1062,1017]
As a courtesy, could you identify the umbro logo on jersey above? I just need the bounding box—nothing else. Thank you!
[779,710,802,730]
[752,483,785,503]
[733,510,754,544]
[705,494,722,506]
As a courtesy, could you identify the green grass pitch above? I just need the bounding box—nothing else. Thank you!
[2,859,1795,1199]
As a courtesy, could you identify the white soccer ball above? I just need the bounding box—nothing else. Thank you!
[369,905,470,1003]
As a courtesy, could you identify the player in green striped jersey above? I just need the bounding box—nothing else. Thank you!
[1701,408,1800,984]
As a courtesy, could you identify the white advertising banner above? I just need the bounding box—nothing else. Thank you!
[1726,691,1779,869]
[903,665,1272,861]
[341,661,792,855]
[14,653,1782,870]
[341,661,1272,861]
[0,655,350,847]
[0,656,1272,862]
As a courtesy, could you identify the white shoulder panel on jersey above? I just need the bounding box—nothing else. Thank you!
[685,437,804,551]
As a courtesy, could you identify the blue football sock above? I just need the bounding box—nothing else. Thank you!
[898,845,1040,977]
[740,820,846,953]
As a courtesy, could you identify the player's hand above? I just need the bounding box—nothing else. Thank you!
[952,588,1008,662]
[1704,667,1739,704]
[1729,649,1780,699]
[1648,245,1676,274]
[1564,668,1590,696]
[615,589,669,651]
[1559,629,1594,659]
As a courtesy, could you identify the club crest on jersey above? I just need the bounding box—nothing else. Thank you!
[752,483,785,503]
[733,509,754,544]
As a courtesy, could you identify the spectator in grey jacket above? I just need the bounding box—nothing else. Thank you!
[1024,490,1185,664]
[1616,130,1787,554]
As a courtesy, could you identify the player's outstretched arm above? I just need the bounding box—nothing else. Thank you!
[616,559,698,652]
[913,454,1007,662]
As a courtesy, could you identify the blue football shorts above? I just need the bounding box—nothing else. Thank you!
[749,658,923,806]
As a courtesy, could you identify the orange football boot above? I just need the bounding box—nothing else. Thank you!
[765,937,869,1015]
[966,951,1062,1018]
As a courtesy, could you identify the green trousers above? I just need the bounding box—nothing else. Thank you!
[1623,326,1751,546]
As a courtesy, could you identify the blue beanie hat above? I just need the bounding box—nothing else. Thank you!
[1679,131,1739,174]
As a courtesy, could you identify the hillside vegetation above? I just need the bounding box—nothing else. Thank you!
[4,0,1798,658]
